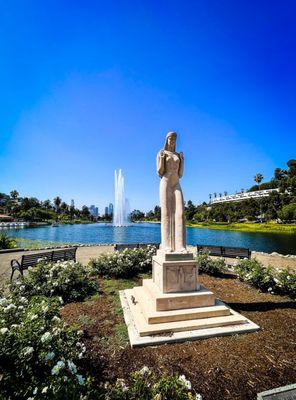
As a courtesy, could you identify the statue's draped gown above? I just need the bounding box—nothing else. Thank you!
[157,150,186,252]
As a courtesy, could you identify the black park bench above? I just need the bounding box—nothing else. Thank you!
[10,247,77,281]
[196,244,251,259]
[114,243,160,252]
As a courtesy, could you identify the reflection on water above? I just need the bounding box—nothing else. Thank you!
[3,223,296,255]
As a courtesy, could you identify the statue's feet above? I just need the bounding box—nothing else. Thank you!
[176,247,188,254]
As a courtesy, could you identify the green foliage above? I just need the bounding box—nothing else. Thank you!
[279,203,296,221]
[11,260,99,304]
[234,259,296,298]
[104,366,201,400]
[196,252,227,276]
[89,246,157,279]
[0,233,16,250]
[0,294,99,400]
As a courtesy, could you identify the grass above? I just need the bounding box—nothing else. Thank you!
[187,221,296,234]
[14,237,69,249]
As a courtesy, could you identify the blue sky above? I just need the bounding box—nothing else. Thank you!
[0,0,295,212]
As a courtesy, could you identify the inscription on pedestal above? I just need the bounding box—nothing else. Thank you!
[152,253,199,294]
[166,265,196,292]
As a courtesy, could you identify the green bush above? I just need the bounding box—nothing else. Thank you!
[89,246,157,279]
[0,294,99,400]
[196,252,227,276]
[11,260,99,304]
[104,366,202,400]
[278,203,296,221]
[234,259,296,298]
[0,233,16,250]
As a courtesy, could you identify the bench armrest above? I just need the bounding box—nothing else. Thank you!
[10,259,22,281]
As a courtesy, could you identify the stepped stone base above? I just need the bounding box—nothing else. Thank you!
[120,252,259,347]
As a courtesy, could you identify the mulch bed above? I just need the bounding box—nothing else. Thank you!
[61,274,296,400]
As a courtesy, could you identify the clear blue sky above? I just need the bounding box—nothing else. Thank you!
[0,0,295,212]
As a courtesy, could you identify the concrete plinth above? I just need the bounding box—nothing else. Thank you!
[152,251,199,293]
[120,251,260,347]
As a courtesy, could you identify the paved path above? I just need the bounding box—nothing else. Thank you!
[0,245,114,283]
[1,245,295,285]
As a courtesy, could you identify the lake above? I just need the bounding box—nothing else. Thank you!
[2,223,296,255]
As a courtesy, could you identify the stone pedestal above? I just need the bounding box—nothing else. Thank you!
[152,250,200,293]
[120,250,260,347]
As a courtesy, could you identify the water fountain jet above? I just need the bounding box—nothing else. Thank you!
[113,169,129,226]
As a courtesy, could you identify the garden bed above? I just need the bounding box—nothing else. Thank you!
[61,274,296,400]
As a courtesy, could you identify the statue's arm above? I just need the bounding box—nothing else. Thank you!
[157,151,165,177]
[178,152,184,178]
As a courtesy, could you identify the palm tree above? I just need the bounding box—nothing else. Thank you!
[10,190,19,199]
[219,193,222,198]
[241,188,244,193]
[60,202,69,214]
[42,199,52,210]
[214,192,217,198]
[208,194,212,203]
[53,196,62,213]
[254,173,264,190]
[224,191,227,196]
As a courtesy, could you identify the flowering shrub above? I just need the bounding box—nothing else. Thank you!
[104,366,202,400]
[234,259,296,298]
[196,252,227,276]
[11,260,99,304]
[0,233,16,250]
[0,294,99,399]
[89,246,157,278]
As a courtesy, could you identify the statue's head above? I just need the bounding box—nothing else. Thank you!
[164,131,177,152]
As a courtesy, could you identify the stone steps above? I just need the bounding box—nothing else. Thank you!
[125,288,247,337]
[133,286,231,324]
[143,279,216,311]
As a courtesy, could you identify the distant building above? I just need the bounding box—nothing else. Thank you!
[108,203,114,216]
[209,188,280,205]
[89,205,99,217]
[104,206,109,216]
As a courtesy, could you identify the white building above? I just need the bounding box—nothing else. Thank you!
[210,188,280,205]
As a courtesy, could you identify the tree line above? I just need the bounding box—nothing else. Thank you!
[0,193,92,222]
[131,159,296,223]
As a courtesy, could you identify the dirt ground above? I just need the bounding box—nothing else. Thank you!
[61,273,296,400]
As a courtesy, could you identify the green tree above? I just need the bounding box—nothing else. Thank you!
[10,190,19,199]
[279,203,296,221]
[53,196,62,213]
[81,205,90,219]
[254,173,264,189]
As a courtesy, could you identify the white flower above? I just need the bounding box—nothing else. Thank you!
[268,287,272,292]
[287,276,291,280]
[33,387,38,394]
[30,314,38,320]
[67,360,77,374]
[179,374,192,390]
[76,374,85,385]
[22,346,34,356]
[41,387,48,394]
[51,360,65,375]
[0,298,7,306]
[195,394,202,400]
[116,378,128,392]
[0,327,8,334]
[41,332,52,343]
[45,352,55,360]
[52,316,61,323]
[18,305,24,310]
[4,304,16,312]
[139,366,150,375]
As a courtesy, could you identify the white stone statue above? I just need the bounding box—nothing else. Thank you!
[157,132,186,253]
